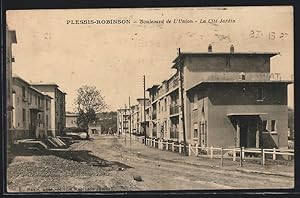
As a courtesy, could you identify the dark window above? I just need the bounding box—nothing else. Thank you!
[194,128,198,139]
[38,114,41,127]
[22,86,26,98]
[271,120,276,131]
[46,115,48,127]
[262,120,268,132]
[22,108,26,123]
[257,87,263,101]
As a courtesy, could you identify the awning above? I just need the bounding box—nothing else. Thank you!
[30,108,43,112]
[227,113,268,117]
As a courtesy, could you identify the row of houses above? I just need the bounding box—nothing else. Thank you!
[117,45,293,149]
[6,26,67,145]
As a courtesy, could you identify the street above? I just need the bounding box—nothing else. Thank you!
[7,135,294,192]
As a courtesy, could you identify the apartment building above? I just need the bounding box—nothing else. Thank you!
[6,26,17,145]
[128,99,150,136]
[31,83,66,137]
[11,75,52,141]
[117,108,130,135]
[147,72,182,141]
[147,45,292,149]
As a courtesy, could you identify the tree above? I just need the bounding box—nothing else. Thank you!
[75,85,107,130]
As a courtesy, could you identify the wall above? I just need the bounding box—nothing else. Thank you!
[66,115,78,128]
[207,103,288,148]
[183,54,272,90]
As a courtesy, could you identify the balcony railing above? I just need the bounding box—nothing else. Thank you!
[170,105,180,115]
[170,127,179,139]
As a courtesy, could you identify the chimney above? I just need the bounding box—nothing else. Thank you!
[230,45,234,53]
[208,44,212,52]
[177,48,181,55]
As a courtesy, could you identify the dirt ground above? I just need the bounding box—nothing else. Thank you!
[7,135,294,192]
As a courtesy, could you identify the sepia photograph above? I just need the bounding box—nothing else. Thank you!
[5,6,294,192]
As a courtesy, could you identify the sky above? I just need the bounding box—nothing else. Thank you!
[7,6,294,112]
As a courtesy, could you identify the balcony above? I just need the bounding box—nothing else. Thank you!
[170,127,179,139]
[170,105,180,115]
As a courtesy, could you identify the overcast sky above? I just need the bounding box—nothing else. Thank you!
[7,6,294,112]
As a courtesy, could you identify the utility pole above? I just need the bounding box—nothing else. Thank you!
[129,96,132,145]
[178,48,188,156]
[143,75,147,145]
[124,103,127,146]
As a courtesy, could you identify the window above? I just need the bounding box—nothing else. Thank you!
[46,100,49,109]
[38,114,41,127]
[38,97,41,107]
[193,123,198,139]
[164,99,167,112]
[22,86,26,98]
[46,115,48,127]
[35,95,37,105]
[271,120,276,131]
[262,120,268,132]
[29,92,32,103]
[257,87,263,101]
[22,108,26,123]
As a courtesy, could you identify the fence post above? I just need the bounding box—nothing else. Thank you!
[240,147,243,167]
[188,144,191,156]
[261,148,265,165]
[242,147,245,159]
[195,144,199,157]
[273,148,276,160]
[210,146,213,159]
[172,142,175,152]
[179,144,182,154]
[221,148,223,167]
[233,148,236,162]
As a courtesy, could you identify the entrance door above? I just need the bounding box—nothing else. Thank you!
[239,118,257,148]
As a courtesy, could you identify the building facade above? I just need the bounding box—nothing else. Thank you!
[66,113,78,129]
[146,45,292,149]
[31,83,66,137]
[117,108,130,135]
[12,75,52,140]
[6,26,17,145]
[88,121,102,136]
[130,98,150,135]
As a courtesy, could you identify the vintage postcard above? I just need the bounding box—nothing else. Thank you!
[5,6,294,192]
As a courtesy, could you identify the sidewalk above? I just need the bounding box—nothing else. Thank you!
[121,135,294,178]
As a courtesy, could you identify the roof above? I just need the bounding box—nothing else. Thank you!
[31,82,59,87]
[29,86,53,99]
[187,80,294,91]
[171,52,280,69]
[12,74,31,86]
